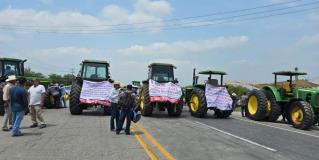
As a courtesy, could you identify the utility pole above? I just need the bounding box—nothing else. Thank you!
[295,67,299,80]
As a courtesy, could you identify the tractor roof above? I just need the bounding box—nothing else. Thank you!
[198,70,227,75]
[273,71,307,76]
[82,60,109,65]
[0,58,25,62]
[149,63,176,68]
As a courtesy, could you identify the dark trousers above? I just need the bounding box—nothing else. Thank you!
[241,105,246,117]
[110,103,119,130]
[117,108,132,133]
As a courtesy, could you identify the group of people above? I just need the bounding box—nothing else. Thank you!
[2,75,46,137]
[47,83,68,108]
[109,82,138,135]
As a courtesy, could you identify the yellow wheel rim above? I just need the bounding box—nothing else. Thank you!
[140,91,144,110]
[291,106,303,125]
[248,95,258,115]
[267,100,271,112]
[190,95,199,112]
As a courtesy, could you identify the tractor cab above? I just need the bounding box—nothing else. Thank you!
[273,71,307,96]
[147,63,177,83]
[79,60,110,81]
[0,58,26,81]
[192,68,227,90]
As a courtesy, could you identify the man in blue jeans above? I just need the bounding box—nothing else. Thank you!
[9,77,28,137]
[109,82,121,131]
[116,85,136,135]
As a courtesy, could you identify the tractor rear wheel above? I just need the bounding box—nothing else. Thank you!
[289,101,314,130]
[140,84,153,116]
[69,82,83,115]
[44,92,55,109]
[246,89,268,121]
[188,88,207,118]
[167,101,183,117]
[264,90,281,122]
[214,109,232,118]
[0,82,5,115]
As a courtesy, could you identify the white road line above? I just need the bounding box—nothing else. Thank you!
[185,119,277,152]
[233,117,319,139]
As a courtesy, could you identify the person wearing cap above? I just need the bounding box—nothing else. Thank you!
[9,77,28,137]
[109,81,121,131]
[28,78,46,129]
[116,85,137,135]
[1,75,16,131]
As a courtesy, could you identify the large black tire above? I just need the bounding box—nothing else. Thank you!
[246,89,268,121]
[44,92,55,109]
[69,82,83,115]
[140,84,153,116]
[167,100,183,117]
[264,90,281,122]
[0,82,5,116]
[288,101,314,130]
[215,109,232,118]
[188,88,207,118]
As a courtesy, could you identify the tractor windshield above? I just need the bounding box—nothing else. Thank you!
[151,66,174,82]
[82,63,108,79]
[2,61,22,76]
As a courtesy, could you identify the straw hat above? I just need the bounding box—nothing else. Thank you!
[113,81,121,86]
[6,75,17,82]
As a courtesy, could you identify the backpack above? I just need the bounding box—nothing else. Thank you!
[118,92,135,109]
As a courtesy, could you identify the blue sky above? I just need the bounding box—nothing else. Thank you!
[0,0,318,85]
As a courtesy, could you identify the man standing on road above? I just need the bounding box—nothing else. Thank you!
[10,77,28,137]
[28,78,46,129]
[1,75,16,131]
[109,82,121,131]
[116,85,136,135]
[240,92,248,117]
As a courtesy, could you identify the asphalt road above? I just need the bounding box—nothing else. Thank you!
[0,107,318,160]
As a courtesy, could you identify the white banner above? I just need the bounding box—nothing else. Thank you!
[205,83,233,110]
[149,80,182,103]
[80,80,112,106]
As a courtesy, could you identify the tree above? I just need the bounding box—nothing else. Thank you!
[227,84,249,96]
[24,68,45,78]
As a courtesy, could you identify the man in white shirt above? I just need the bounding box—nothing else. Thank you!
[109,81,121,131]
[28,78,46,129]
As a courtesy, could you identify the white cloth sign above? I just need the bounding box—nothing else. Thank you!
[80,80,112,106]
[205,83,233,111]
[149,80,182,103]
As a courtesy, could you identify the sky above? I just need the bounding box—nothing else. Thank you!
[0,0,319,86]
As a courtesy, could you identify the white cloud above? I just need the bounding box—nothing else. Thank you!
[309,13,319,22]
[297,34,319,46]
[0,0,173,33]
[117,36,248,55]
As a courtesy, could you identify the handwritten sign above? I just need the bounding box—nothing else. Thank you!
[149,80,182,104]
[205,83,233,110]
[80,80,112,107]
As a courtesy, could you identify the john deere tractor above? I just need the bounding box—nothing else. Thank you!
[185,69,233,118]
[246,71,319,130]
[69,60,112,115]
[0,58,27,115]
[139,63,183,117]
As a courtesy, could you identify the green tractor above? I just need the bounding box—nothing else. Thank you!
[246,71,319,130]
[138,63,183,117]
[0,58,26,115]
[185,69,233,118]
[69,60,112,115]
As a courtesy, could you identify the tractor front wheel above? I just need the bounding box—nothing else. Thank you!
[167,101,183,117]
[289,101,314,130]
[188,88,207,118]
[140,84,153,116]
[69,82,83,115]
[246,89,268,121]
[214,109,232,118]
